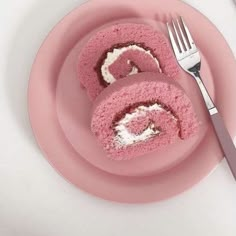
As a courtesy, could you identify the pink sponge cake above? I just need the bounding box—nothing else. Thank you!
[91,72,199,160]
[78,23,179,100]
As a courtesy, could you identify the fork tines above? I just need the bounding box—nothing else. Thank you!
[167,17,197,59]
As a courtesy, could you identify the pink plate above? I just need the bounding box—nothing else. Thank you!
[28,0,236,203]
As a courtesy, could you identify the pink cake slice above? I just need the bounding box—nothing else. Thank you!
[78,23,180,100]
[91,72,199,160]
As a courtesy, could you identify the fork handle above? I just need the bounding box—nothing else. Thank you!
[194,73,236,180]
[210,110,236,180]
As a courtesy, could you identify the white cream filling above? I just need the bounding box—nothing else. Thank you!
[101,45,162,84]
[114,104,164,147]
[127,60,139,75]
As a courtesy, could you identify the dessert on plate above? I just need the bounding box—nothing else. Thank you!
[78,23,180,100]
[77,22,199,160]
[91,72,199,160]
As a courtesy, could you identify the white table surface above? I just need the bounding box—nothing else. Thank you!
[0,0,236,235]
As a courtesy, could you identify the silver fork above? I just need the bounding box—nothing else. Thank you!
[167,17,236,180]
